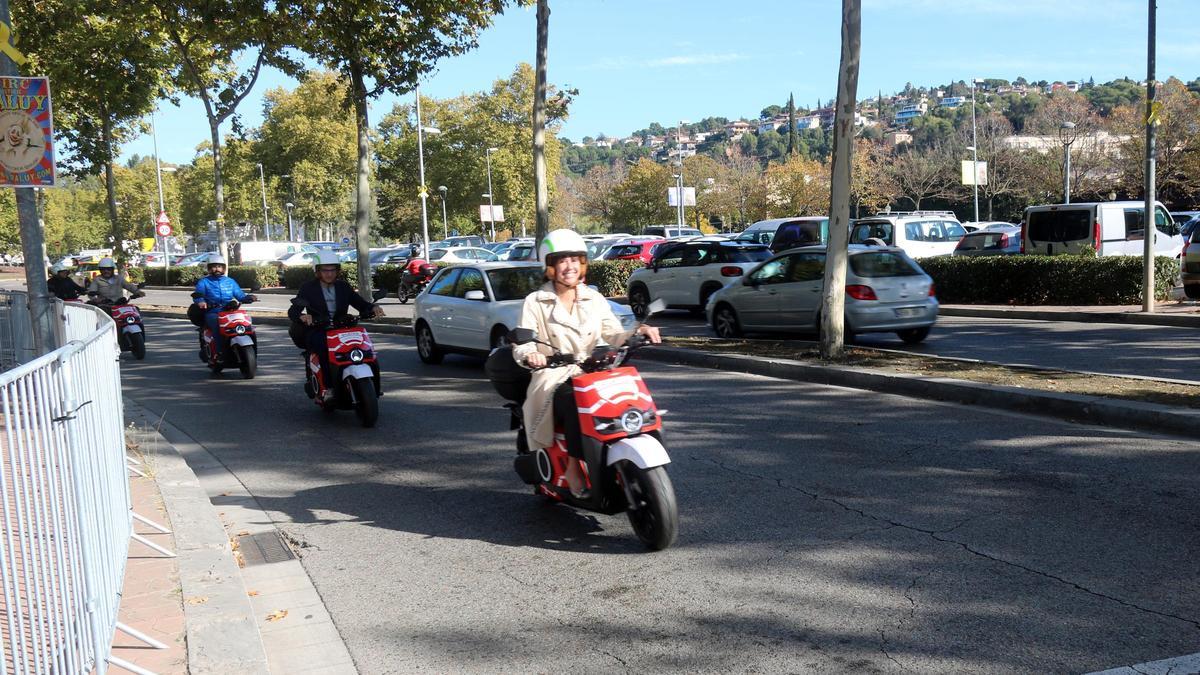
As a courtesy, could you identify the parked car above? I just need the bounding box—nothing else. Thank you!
[952,225,1023,256]
[644,225,703,239]
[1170,211,1199,227]
[849,212,966,258]
[1179,214,1200,242]
[428,247,499,263]
[706,245,938,344]
[960,221,1012,233]
[626,239,772,318]
[483,242,514,257]
[413,262,637,362]
[1180,227,1200,299]
[1021,201,1182,257]
[370,247,418,267]
[602,239,665,264]
[233,241,316,266]
[506,242,537,261]
[274,251,323,269]
[441,235,487,249]
[174,251,221,267]
[735,217,829,250]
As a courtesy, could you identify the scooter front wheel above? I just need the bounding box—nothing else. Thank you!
[128,331,146,360]
[350,377,378,428]
[621,463,678,551]
[237,345,256,379]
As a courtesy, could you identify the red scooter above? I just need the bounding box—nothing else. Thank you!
[200,298,258,378]
[486,327,679,550]
[90,293,147,359]
[304,315,381,427]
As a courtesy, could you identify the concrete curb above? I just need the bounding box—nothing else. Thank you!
[940,306,1200,328]
[638,346,1200,440]
[142,285,296,296]
[124,401,270,675]
[139,307,416,336]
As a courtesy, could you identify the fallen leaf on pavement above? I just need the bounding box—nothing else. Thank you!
[247,591,260,597]
[185,596,208,605]
[236,531,250,537]
[266,610,288,622]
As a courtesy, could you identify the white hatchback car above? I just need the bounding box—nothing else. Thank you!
[626,239,773,318]
[414,262,637,363]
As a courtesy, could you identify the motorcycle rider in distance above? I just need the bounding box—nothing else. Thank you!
[87,257,143,304]
[47,262,86,300]
[191,255,256,360]
[512,230,661,497]
[288,251,385,400]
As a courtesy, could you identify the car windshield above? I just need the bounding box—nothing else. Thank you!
[606,244,642,258]
[956,232,1011,251]
[487,267,544,301]
[724,246,772,262]
[849,251,922,277]
[429,249,448,261]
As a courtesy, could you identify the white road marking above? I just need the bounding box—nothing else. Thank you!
[1086,652,1200,675]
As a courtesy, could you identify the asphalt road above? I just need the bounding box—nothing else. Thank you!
[122,318,1200,673]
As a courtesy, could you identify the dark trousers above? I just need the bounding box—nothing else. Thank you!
[553,380,584,459]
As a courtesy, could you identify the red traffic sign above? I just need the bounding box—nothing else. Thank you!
[155,211,172,237]
[155,211,171,226]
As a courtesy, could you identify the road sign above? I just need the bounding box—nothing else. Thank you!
[667,187,696,207]
[479,205,505,223]
[341,237,350,244]
[0,76,57,187]
[156,222,172,237]
[960,160,989,186]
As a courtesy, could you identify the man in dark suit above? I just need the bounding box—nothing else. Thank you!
[288,252,384,399]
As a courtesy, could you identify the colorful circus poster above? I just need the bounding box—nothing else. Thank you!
[0,77,56,188]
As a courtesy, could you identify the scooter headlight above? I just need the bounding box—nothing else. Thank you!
[593,408,655,435]
[349,349,364,363]
[619,409,645,434]
[235,324,247,335]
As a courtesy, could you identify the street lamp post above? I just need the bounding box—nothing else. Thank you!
[1059,121,1076,204]
[970,78,982,224]
[485,147,498,241]
[256,162,271,242]
[415,85,442,256]
[280,174,297,241]
[284,202,294,245]
[437,185,448,239]
[675,120,688,228]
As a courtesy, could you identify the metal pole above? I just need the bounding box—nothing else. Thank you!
[257,163,270,242]
[441,196,448,239]
[1,0,56,353]
[151,112,171,285]
[416,85,431,257]
[676,121,685,228]
[486,149,496,241]
[971,79,979,224]
[1143,0,1157,313]
[1064,143,1072,204]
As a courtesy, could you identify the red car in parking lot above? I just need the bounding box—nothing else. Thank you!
[601,238,665,264]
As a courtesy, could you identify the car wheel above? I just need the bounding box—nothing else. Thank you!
[491,326,510,350]
[694,284,722,316]
[897,327,930,344]
[416,321,444,364]
[1186,285,1200,300]
[629,285,651,320]
[712,304,741,339]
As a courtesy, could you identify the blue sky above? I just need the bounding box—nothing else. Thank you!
[126,0,1199,165]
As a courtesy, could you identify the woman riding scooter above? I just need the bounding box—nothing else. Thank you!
[512,230,661,497]
[288,251,385,401]
[47,262,86,301]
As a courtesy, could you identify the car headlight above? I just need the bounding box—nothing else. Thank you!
[349,349,364,363]
[235,325,246,335]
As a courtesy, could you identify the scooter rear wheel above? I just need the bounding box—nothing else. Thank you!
[621,463,678,551]
[397,285,410,304]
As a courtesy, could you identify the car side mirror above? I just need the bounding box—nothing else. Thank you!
[509,327,538,344]
[371,288,389,301]
[464,289,486,301]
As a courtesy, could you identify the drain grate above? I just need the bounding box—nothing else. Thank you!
[238,531,296,566]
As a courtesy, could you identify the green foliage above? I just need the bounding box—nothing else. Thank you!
[126,267,145,284]
[226,266,279,290]
[283,262,360,289]
[588,259,644,297]
[372,264,405,293]
[142,266,205,286]
[916,255,1179,305]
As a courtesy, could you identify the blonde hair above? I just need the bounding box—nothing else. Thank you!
[544,254,588,284]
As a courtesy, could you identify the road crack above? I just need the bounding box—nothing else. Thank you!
[693,455,1200,631]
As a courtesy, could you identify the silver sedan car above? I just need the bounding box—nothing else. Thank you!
[706,245,938,344]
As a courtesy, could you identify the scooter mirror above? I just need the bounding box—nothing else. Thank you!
[371,288,389,301]
[509,327,538,344]
[645,299,667,317]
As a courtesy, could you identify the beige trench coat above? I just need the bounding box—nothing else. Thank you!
[512,283,628,450]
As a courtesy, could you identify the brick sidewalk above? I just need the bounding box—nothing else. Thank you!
[111,469,187,674]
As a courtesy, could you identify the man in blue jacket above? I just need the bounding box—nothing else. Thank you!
[191,255,256,360]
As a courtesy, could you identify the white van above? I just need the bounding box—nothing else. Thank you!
[1021,201,1182,257]
[643,225,703,239]
[849,212,966,259]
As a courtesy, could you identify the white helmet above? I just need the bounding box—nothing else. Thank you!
[314,251,341,268]
[206,254,226,267]
[538,229,589,263]
[97,257,115,269]
[51,262,71,273]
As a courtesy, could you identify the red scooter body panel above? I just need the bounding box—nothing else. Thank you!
[572,367,661,442]
[308,324,377,405]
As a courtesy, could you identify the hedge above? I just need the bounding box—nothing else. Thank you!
[915,255,1180,305]
[588,259,644,297]
[283,263,402,291]
[141,265,278,290]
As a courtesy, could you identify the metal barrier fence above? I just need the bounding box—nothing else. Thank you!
[0,292,163,674]
[0,294,35,371]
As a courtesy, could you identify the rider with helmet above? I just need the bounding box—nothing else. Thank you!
[191,255,256,359]
[87,257,143,304]
[511,230,661,497]
[287,251,385,396]
[47,262,86,300]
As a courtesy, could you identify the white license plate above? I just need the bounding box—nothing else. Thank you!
[894,307,922,318]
